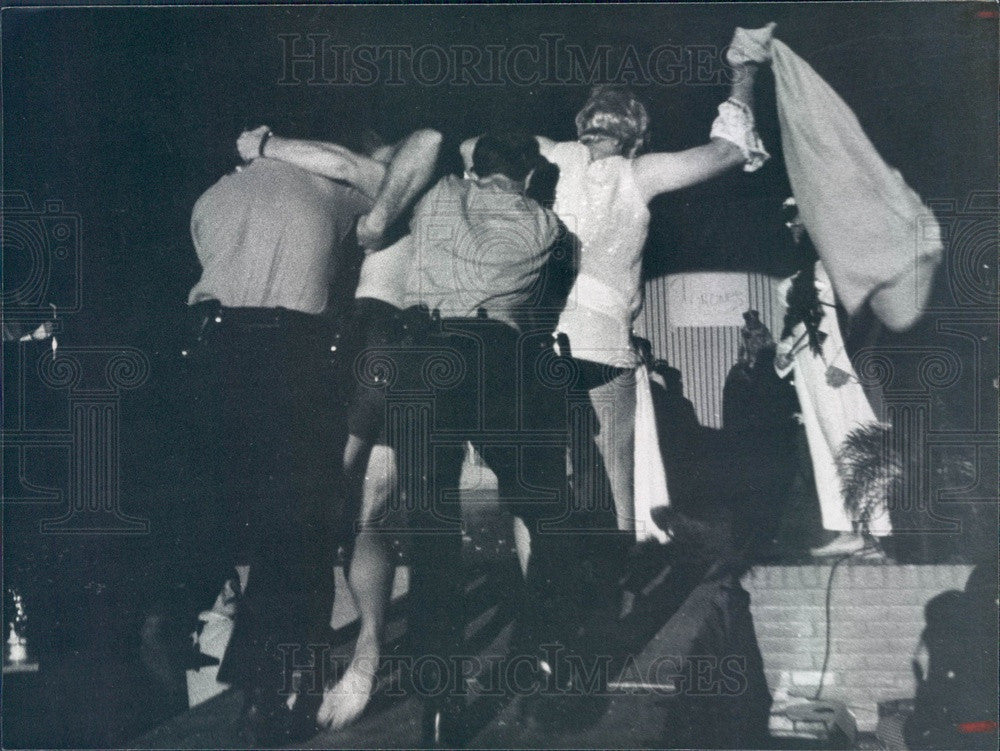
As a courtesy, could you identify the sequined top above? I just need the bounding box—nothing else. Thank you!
[544,140,650,367]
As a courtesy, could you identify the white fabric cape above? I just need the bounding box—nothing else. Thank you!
[770,38,943,331]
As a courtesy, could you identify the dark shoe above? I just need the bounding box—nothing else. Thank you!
[287,680,324,740]
[241,687,319,748]
[420,696,465,749]
[520,654,609,732]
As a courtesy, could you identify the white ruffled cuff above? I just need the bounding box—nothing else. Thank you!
[710,98,769,172]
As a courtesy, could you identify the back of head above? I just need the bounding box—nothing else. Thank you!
[737,309,775,370]
[575,86,650,154]
[472,132,540,182]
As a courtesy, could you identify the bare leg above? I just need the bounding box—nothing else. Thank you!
[317,442,398,730]
[512,516,531,577]
[346,443,397,670]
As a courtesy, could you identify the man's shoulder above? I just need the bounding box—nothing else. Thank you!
[434,173,466,193]
[251,158,368,196]
[416,173,463,202]
[434,174,518,210]
[412,174,460,214]
[204,160,373,221]
[538,137,578,155]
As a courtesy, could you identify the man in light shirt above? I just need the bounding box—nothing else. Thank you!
[186,124,440,746]
[390,133,582,746]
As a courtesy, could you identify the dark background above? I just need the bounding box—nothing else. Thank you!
[2,3,997,746]
[3,2,996,340]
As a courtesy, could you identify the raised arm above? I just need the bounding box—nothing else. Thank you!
[632,62,763,201]
[632,140,745,200]
[360,128,442,249]
[237,125,387,197]
[632,24,774,202]
[237,126,443,250]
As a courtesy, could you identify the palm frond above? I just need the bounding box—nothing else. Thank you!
[835,422,901,528]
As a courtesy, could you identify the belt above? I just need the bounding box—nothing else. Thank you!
[190,301,329,328]
[398,305,516,336]
[397,305,437,337]
[183,301,346,356]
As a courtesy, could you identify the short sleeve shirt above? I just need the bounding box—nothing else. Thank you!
[404,174,559,330]
[188,159,373,314]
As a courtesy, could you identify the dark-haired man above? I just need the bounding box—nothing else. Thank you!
[390,132,583,746]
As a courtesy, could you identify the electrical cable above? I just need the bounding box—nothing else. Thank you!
[814,540,881,701]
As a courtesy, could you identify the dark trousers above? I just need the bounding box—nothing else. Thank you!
[344,297,406,445]
[380,314,584,692]
[186,304,350,697]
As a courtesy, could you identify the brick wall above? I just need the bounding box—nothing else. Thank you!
[743,563,974,731]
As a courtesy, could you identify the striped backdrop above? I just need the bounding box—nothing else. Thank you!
[635,272,786,428]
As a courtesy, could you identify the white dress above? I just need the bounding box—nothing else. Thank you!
[545,141,650,368]
[776,262,892,535]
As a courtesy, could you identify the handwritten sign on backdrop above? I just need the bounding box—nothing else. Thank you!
[663,272,751,328]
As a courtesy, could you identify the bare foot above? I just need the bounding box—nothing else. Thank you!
[317,654,378,730]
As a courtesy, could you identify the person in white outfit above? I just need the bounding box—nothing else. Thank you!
[775,204,892,556]
[461,25,774,571]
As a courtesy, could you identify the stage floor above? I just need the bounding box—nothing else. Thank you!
[127,497,981,749]
[133,557,769,750]
[134,497,778,750]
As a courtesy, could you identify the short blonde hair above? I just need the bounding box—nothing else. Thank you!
[574,86,650,153]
